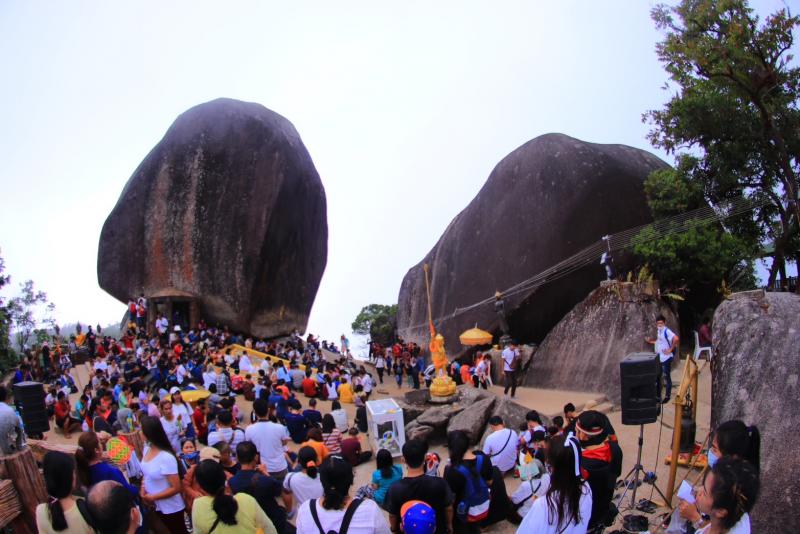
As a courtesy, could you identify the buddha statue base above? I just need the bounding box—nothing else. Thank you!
[429,375,457,402]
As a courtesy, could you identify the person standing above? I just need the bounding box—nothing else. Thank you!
[36,452,94,534]
[139,415,187,533]
[375,353,386,384]
[87,480,143,534]
[646,315,679,403]
[501,344,519,398]
[245,399,291,481]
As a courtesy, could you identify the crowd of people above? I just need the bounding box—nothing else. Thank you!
[0,308,760,534]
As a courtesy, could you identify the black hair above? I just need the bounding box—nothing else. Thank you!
[402,438,429,469]
[217,410,233,426]
[196,460,238,525]
[236,441,258,464]
[446,431,470,466]
[309,398,317,407]
[376,448,394,479]
[0,385,8,402]
[140,415,183,475]
[656,314,666,322]
[331,400,342,410]
[322,413,336,434]
[253,398,269,418]
[526,410,542,424]
[488,415,503,426]
[563,403,575,414]
[319,455,354,510]
[576,410,609,447]
[298,446,319,478]
[707,456,759,529]
[545,435,585,531]
[43,451,76,531]
[715,420,761,472]
[208,383,217,393]
[552,415,564,428]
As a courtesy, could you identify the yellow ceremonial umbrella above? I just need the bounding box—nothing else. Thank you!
[459,325,493,346]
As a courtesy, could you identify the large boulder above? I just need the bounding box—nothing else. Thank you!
[98,98,327,338]
[405,420,436,442]
[395,400,427,424]
[396,134,665,354]
[711,290,800,534]
[447,396,496,444]
[416,404,465,429]
[522,281,677,403]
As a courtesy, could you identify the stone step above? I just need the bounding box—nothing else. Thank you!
[593,402,614,414]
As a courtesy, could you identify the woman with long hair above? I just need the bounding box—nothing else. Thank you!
[321,414,343,454]
[75,431,138,496]
[158,398,185,453]
[139,415,188,533]
[444,430,495,533]
[517,434,592,533]
[192,459,277,534]
[283,446,324,515]
[359,448,402,507]
[693,457,759,534]
[170,388,196,441]
[35,451,93,534]
[296,455,390,534]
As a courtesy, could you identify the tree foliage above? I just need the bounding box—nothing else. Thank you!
[0,251,17,373]
[7,279,55,351]
[351,304,397,345]
[642,0,800,290]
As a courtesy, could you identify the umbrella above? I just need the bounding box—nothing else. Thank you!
[459,326,493,346]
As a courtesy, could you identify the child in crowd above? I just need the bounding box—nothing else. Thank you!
[356,448,403,508]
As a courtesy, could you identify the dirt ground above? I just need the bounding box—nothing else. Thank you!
[45,356,711,533]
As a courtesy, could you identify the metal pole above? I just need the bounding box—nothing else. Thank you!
[631,424,645,506]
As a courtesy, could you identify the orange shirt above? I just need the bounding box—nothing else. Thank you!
[461,365,472,384]
[300,440,330,462]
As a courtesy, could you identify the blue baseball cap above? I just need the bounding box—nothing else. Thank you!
[401,500,436,534]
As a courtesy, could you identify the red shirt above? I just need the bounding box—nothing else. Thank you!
[193,407,208,438]
[302,377,318,397]
[54,401,70,421]
[340,437,362,466]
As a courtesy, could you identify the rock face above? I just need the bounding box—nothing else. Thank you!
[396,134,665,354]
[523,281,677,403]
[98,99,327,338]
[711,290,800,534]
[447,396,496,444]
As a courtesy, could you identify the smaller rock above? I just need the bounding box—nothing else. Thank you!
[396,400,427,424]
[456,384,493,406]
[403,389,431,405]
[405,420,435,442]
[416,404,465,429]
[447,397,497,444]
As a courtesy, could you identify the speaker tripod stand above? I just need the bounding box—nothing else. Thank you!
[616,424,669,512]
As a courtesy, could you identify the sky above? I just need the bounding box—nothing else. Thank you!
[0,1,794,353]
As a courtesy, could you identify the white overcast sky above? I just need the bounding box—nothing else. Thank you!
[0,1,792,347]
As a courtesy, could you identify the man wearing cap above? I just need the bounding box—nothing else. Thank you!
[576,410,622,531]
[482,416,519,475]
[401,501,437,534]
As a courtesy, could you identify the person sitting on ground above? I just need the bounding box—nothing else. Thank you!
[207,410,245,456]
[284,400,309,444]
[193,459,278,534]
[54,390,81,439]
[385,439,455,534]
[483,415,519,475]
[330,399,349,432]
[302,369,318,398]
[337,376,354,403]
[86,480,142,534]
[322,413,344,454]
[520,410,547,455]
[229,441,292,534]
[341,427,374,467]
[508,458,550,524]
[575,410,622,532]
[36,451,94,534]
[301,428,331,463]
[356,448,403,508]
[517,434,593,533]
[296,455,391,534]
[692,457,759,534]
[303,398,323,428]
[283,446,324,516]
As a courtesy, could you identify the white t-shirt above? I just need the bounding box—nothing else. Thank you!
[283,471,324,512]
[326,383,339,400]
[511,474,551,518]
[502,347,516,372]
[175,365,188,385]
[94,359,108,372]
[296,498,390,534]
[202,371,216,390]
[141,448,185,514]
[171,402,192,431]
[331,409,349,432]
[155,317,168,334]
[159,416,182,453]
[517,483,592,534]
[240,355,253,372]
[362,375,373,393]
[655,327,678,363]
[483,428,519,472]
[207,427,246,454]
[245,421,289,472]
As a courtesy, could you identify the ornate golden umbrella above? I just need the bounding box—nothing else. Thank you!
[459,325,493,346]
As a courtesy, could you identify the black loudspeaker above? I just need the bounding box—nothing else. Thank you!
[620,353,661,425]
[12,381,50,435]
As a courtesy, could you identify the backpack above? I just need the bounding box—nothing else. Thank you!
[309,498,363,534]
[455,454,491,523]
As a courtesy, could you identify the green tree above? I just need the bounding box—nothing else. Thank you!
[351,304,397,345]
[8,279,54,351]
[643,0,800,291]
[0,251,17,372]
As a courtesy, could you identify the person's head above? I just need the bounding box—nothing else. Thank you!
[42,451,77,530]
[170,388,183,404]
[319,455,354,510]
[322,413,336,433]
[331,400,342,411]
[309,398,317,408]
[552,415,564,429]
[217,410,233,427]
[298,446,319,478]
[196,460,239,526]
[307,428,323,442]
[446,430,470,466]
[656,314,667,329]
[87,480,140,534]
[544,434,585,531]
[401,438,428,470]
[56,390,66,402]
[711,420,761,471]
[236,441,259,467]
[159,399,173,419]
[213,441,232,464]
[563,403,576,419]
[348,427,359,438]
[488,415,504,430]
[695,457,759,530]
[526,410,543,430]
[181,439,197,456]
[140,415,175,454]
[253,398,269,419]
[376,448,394,478]
[75,431,103,485]
[575,410,608,446]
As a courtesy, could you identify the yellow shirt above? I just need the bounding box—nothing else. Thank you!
[191,492,277,534]
[338,383,354,403]
[35,501,94,534]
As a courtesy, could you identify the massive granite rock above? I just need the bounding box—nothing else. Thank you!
[711,290,800,534]
[98,99,327,338]
[447,396,496,444]
[396,134,666,354]
[523,281,677,403]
